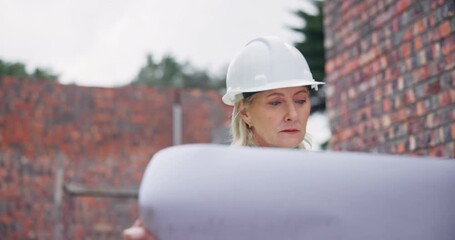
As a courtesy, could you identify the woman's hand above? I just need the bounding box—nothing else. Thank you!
[122,219,156,240]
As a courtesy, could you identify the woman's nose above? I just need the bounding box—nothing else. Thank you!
[285,103,298,121]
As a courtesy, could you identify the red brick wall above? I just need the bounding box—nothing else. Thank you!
[180,88,232,144]
[324,0,454,158]
[0,77,231,239]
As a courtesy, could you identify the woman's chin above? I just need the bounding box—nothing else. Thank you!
[273,139,304,148]
[254,134,304,148]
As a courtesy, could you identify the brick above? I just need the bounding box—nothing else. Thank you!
[443,52,455,71]
[439,21,451,38]
[401,42,412,58]
[441,35,455,56]
[383,98,392,112]
[382,115,391,127]
[404,89,416,104]
[432,42,442,59]
[414,19,427,35]
[446,142,455,159]
[436,91,450,106]
[414,36,423,50]
[396,141,405,153]
[416,50,426,66]
[396,0,412,14]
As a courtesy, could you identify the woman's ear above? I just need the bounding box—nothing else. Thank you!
[238,101,251,125]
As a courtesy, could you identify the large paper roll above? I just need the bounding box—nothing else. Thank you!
[139,144,455,240]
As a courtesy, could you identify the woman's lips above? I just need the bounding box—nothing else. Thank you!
[281,129,299,133]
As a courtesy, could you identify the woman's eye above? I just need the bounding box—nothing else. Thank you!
[268,101,281,106]
[295,99,307,104]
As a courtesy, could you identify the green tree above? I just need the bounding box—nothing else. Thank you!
[0,58,58,81]
[131,54,224,89]
[32,68,59,81]
[132,54,184,87]
[0,59,27,78]
[290,0,326,113]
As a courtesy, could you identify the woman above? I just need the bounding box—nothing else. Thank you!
[123,36,324,240]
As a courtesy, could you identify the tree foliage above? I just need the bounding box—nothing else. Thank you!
[131,54,224,89]
[290,0,326,113]
[0,58,58,81]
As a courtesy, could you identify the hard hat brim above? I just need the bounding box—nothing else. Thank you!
[222,79,325,106]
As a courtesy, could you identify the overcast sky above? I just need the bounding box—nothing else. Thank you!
[0,0,316,87]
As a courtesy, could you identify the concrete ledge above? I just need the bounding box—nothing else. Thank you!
[64,183,138,198]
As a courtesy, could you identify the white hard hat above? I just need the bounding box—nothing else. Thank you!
[222,36,324,106]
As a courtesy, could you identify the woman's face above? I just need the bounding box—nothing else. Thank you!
[240,86,311,148]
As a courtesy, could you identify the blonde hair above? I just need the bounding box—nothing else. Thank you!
[229,96,312,149]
